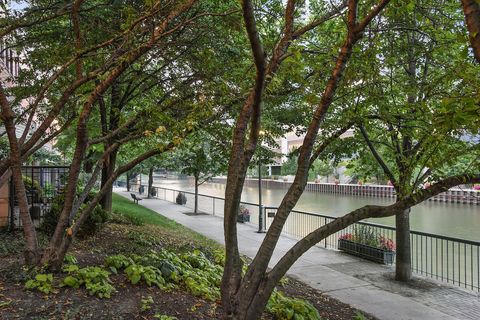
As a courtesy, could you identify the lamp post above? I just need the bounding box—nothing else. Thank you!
[257,147,265,233]
[256,130,267,233]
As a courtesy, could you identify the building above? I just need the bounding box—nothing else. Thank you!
[265,128,355,177]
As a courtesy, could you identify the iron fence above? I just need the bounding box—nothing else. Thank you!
[131,184,480,292]
[8,166,69,229]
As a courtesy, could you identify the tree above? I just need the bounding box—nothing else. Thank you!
[309,159,333,181]
[349,0,480,281]
[219,1,479,319]
[168,130,229,213]
[0,0,234,267]
[280,150,298,176]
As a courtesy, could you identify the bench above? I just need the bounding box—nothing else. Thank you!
[130,193,142,204]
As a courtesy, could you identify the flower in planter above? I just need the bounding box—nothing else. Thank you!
[379,235,396,251]
[340,227,396,252]
[339,233,353,240]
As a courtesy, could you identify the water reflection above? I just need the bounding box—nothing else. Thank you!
[153,178,480,241]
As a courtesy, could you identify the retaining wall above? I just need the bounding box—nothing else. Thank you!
[210,177,480,205]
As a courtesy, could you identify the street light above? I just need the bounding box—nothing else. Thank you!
[257,158,265,233]
[257,131,266,233]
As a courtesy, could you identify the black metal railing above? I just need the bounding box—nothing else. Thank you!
[8,166,69,228]
[130,184,480,292]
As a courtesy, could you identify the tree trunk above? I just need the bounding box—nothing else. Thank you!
[194,174,199,214]
[126,172,130,191]
[148,166,154,199]
[0,86,40,264]
[461,0,480,63]
[100,149,117,211]
[395,208,411,281]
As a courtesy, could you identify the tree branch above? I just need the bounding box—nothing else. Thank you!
[358,124,397,187]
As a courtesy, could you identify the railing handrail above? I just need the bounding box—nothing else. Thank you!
[131,183,479,291]
[134,183,480,247]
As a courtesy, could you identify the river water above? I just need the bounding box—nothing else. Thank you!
[151,178,480,241]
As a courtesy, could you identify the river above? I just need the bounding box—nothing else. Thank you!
[149,178,480,241]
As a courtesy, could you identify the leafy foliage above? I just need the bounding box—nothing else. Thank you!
[105,254,134,274]
[24,273,54,294]
[124,264,167,288]
[63,254,77,265]
[41,192,109,237]
[267,290,321,320]
[141,295,154,311]
[61,266,116,298]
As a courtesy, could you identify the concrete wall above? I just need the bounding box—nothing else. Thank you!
[210,177,480,205]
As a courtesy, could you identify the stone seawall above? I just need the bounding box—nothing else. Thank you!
[210,178,480,205]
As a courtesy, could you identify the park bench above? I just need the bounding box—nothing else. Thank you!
[130,193,142,204]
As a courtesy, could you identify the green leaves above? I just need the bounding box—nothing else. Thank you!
[62,275,81,288]
[267,290,321,320]
[124,263,167,288]
[61,266,116,298]
[104,254,134,274]
[24,273,54,294]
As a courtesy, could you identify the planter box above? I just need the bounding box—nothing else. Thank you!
[176,192,187,205]
[338,239,395,265]
[237,215,250,223]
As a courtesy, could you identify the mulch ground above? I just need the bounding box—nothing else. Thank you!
[0,222,376,319]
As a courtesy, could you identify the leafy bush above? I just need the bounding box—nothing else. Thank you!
[61,266,116,298]
[176,192,187,205]
[41,192,110,237]
[22,176,43,198]
[105,254,134,273]
[125,264,169,289]
[267,290,321,320]
[64,253,77,265]
[25,273,54,294]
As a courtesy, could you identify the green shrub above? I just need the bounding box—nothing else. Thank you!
[124,264,167,288]
[64,253,77,265]
[25,273,54,294]
[61,266,116,298]
[23,176,43,197]
[105,254,134,273]
[267,290,321,320]
[41,192,110,237]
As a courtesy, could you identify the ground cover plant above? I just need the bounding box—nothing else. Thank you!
[0,194,373,319]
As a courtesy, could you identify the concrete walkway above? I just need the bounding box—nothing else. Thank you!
[115,189,479,320]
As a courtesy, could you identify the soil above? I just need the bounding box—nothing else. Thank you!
[0,222,376,320]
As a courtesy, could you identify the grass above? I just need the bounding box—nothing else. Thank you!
[111,193,220,250]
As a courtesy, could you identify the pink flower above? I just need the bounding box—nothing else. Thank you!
[379,235,396,251]
[340,233,353,240]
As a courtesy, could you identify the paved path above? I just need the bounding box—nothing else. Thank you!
[115,189,479,320]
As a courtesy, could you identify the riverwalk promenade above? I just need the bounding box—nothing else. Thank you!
[115,189,479,320]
